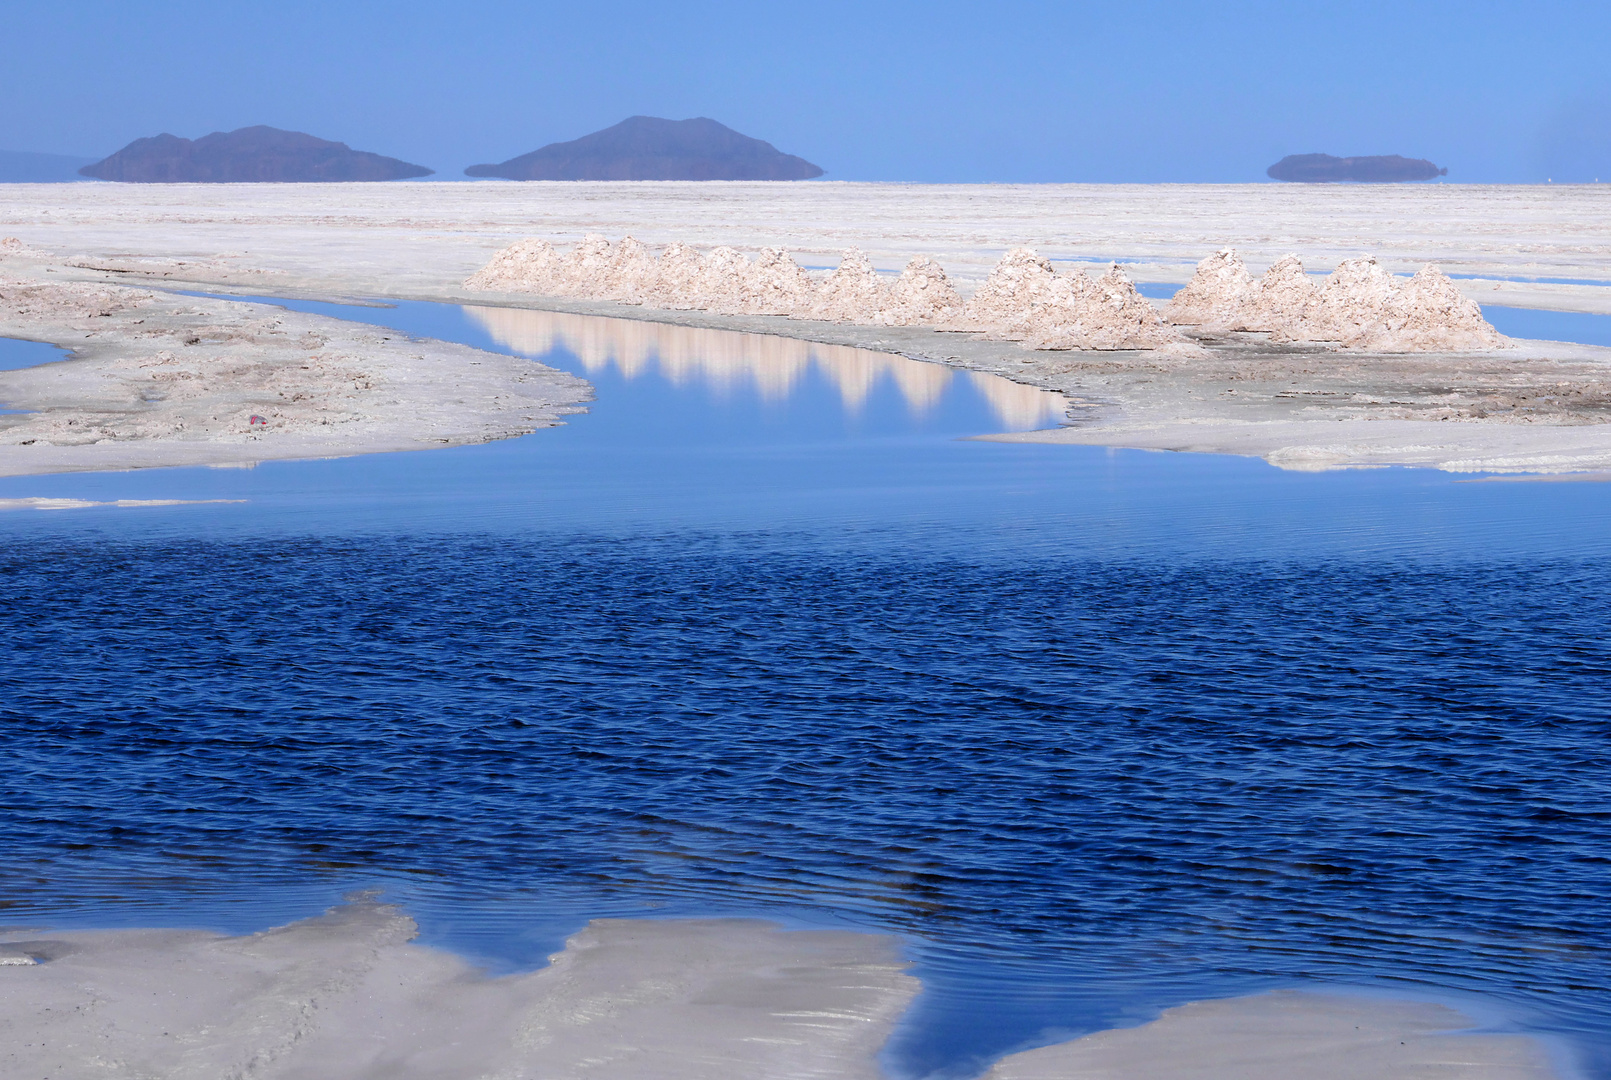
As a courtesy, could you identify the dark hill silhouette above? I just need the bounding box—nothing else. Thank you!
[80,127,432,182]
[466,116,823,181]
[1268,153,1447,183]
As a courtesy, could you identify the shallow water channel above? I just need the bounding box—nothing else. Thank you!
[1,300,1609,1079]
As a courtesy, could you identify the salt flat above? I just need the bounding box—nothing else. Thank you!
[4,181,1611,473]
[1,181,1608,306]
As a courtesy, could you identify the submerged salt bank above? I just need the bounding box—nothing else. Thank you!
[467,235,1508,353]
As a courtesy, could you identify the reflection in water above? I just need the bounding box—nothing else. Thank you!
[465,306,1068,432]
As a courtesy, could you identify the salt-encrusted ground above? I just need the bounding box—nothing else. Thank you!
[984,990,1556,1080]
[0,907,1557,1080]
[4,182,1611,472]
[2,181,1607,309]
[0,905,917,1080]
[0,249,590,476]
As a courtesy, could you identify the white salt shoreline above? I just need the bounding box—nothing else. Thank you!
[0,902,1562,1080]
[0,255,592,477]
[5,182,1611,474]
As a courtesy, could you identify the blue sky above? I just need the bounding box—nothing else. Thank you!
[5,0,1609,182]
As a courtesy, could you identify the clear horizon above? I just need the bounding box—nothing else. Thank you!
[4,0,1610,184]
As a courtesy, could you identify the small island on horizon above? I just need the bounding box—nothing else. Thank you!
[465,116,824,181]
[1267,153,1447,183]
[79,126,433,183]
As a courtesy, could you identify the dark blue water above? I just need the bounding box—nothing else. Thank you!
[1,299,1608,1079]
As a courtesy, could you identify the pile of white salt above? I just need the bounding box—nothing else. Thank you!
[468,237,1506,353]
[466,236,1174,350]
[1164,248,1507,350]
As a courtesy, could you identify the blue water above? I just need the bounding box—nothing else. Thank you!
[1,299,1609,1079]
[0,337,65,413]
[1483,305,1611,347]
[0,336,66,371]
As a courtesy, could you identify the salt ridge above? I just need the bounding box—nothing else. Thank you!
[467,236,1176,351]
[468,237,1508,352]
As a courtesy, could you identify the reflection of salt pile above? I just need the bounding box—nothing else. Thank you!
[1165,249,1507,350]
[464,305,1068,430]
[466,236,1168,349]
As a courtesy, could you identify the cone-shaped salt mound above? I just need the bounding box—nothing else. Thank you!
[1252,255,1325,341]
[962,248,1067,333]
[561,234,619,299]
[1351,265,1509,351]
[1024,265,1180,351]
[811,249,891,322]
[464,239,565,294]
[608,236,659,304]
[1083,264,1183,350]
[1164,249,1255,328]
[694,247,755,315]
[642,242,705,309]
[885,257,964,326]
[750,248,816,316]
[1317,255,1400,343]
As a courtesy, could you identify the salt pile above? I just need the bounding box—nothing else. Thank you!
[463,238,566,294]
[1318,256,1400,343]
[1165,248,1507,350]
[1161,249,1255,329]
[460,236,1504,352]
[1253,255,1325,342]
[643,242,705,309]
[1354,264,1509,351]
[884,257,965,326]
[1072,264,1182,351]
[750,247,817,315]
[959,249,1179,349]
[466,237,1179,350]
[810,248,891,323]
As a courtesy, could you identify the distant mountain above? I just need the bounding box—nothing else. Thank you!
[1268,154,1447,183]
[80,127,433,183]
[0,150,97,183]
[466,116,824,181]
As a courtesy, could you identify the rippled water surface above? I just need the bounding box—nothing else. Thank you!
[1,300,1608,1079]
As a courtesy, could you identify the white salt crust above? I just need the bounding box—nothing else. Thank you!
[467,236,1177,351]
[1164,248,1508,350]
